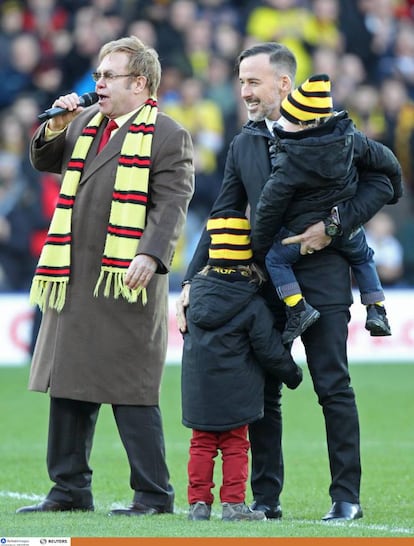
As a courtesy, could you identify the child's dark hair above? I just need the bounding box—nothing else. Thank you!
[198,263,267,285]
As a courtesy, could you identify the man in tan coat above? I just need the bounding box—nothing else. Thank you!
[17,36,194,516]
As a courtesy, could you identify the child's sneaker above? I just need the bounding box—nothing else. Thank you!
[221,502,266,521]
[365,304,391,336]
[282,299,320,344]
[188,501,211,521]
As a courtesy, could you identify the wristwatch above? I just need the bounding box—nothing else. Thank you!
[323,215,342,237]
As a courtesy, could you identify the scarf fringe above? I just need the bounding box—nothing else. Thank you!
[31,99,157,312]
[94,269,147,305]
[30,279,68,312]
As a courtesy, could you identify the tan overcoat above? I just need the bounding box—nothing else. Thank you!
[28,106,194,405]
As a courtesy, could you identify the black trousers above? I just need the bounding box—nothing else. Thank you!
[45,397,174,510]
[249,304,361,506]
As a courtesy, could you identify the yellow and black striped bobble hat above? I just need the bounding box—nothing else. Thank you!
[280,73,333,125]
[206,210,253,266]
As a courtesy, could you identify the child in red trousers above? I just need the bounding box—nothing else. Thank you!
[181,210,302,521]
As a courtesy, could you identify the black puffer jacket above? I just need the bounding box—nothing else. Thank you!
[253,111,403,257]
[181,273,301,431]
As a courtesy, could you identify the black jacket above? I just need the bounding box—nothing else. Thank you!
[184,117,395,310]
[253,112,403,257]
[181,274,301,431]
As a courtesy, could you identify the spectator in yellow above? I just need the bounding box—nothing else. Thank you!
[303,0,343,54]
[246,0,312,82]
[163,77,225,222]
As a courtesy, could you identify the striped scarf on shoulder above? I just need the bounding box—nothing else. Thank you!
[30,97,158,312]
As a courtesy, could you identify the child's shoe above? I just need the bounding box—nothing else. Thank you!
[365,304,391,336]
[221,502,266,521]
[188,501,211,520]
[282,299,320,344]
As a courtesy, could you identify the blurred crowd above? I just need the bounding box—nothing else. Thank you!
[1,0,414,293]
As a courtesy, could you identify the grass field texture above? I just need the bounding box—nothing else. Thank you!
[0,362,413,539]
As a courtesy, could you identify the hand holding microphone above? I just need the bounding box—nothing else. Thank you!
[39,92,99,130]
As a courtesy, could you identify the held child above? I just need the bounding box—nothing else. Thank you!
[181,211,302,521]
[253,74,402,344]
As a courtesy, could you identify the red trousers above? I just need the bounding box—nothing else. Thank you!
[187,425,250,504]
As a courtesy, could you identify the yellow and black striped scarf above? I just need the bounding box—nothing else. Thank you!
[30,97,158,312]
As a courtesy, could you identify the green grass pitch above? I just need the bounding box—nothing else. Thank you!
[0,362,413,539]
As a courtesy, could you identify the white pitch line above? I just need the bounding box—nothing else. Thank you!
[0,491,44,502]
[166,507,414,536]
[296,518,414,536]
[3,492,413,536]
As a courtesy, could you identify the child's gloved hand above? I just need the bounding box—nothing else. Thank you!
[285,365,303,390]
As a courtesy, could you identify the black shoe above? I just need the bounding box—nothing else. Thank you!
[365,304,391,336]
[250,501,282,519]
[16,499,94,514]
[108,501,173,516]
[282,300,320,344]
[322,501,363,521]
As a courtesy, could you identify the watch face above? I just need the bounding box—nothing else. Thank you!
[326,224,338,237]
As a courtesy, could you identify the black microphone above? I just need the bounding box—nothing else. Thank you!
[38,92,99,121]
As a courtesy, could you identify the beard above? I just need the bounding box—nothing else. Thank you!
[245,98,280,122]
[247,110,265,122]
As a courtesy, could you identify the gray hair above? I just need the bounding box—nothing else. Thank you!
[99,35,161,96]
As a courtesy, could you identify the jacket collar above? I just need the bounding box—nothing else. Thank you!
[241,119,273,138]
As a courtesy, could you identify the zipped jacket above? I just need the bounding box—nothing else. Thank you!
[252,112,403,257]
